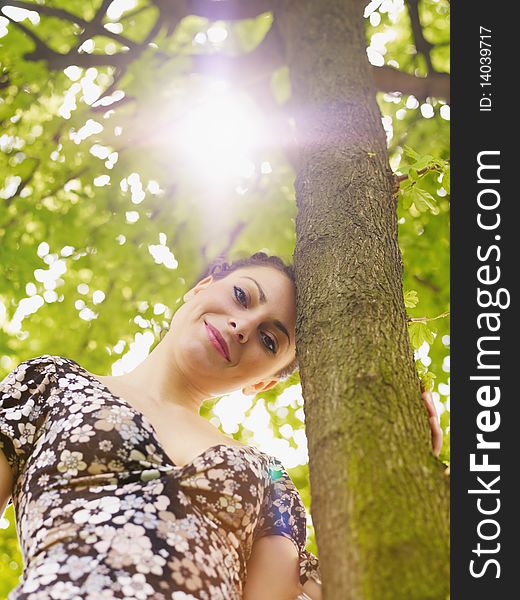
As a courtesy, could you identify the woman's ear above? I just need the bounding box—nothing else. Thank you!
[242,378,280,396]
[183,275,213,302]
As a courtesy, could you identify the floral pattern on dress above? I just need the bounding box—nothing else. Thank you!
[1,355,321,599]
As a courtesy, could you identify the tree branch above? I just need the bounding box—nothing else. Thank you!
[372,65,450,102]
[190,23,284,81]
[408,311,450,323]
[2,0,142,50]
[413,274,440,293]
[6,4,449,108]
[396,164,436,183]
[1,0,90,27]
[0,11,53,59]
[183,0,273,20]
[406,0,434,73]
[196,221,247,285]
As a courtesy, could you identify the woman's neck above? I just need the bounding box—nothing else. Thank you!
[103,336,208,416]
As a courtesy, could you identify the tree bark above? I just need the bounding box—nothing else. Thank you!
[275,1,450,598]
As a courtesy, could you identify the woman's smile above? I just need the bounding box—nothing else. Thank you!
[204,320,231,362]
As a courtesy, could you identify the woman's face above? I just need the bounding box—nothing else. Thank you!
[168,265,296,397]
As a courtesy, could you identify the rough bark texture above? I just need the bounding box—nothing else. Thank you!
[275,1,450,598]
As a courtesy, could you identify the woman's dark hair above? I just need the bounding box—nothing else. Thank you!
[204,252,299,380]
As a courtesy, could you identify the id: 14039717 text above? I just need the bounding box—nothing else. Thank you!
[480,26,492,112]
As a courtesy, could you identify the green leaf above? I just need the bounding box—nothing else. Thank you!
[408,322,436,349]
[400,187,414,210]
[404,289,419,308]
[424,372,436,391]
[442,165,450,194]
[412,154,436,170]
[403,145,420,161]
[413,187,439,215]
[408,167,418,182]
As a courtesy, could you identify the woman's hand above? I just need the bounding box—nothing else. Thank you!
[421,388,443,457]
[300,577,322,599]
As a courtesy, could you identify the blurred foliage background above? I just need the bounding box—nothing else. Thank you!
[0,0,449,595]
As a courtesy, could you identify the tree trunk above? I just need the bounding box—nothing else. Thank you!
[275,1,450,598]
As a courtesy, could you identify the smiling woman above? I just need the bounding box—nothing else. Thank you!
[0,252,322,599]
[181,252,297,387]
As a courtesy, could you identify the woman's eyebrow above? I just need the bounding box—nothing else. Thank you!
[240,276,267,303]
[239,276,291,345]
[273,319,291,345]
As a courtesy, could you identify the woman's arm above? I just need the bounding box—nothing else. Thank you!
[243,535,303,600]
[422,389,443,457]
[244,389,439,599]
[301,577,322,599]
[0,448,14,518]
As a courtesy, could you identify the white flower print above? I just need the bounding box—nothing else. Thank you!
[61,413,84,432]
[57,449,87,476]
[153,494,170,511]
[134,548,166,575]
[73,496,121,525]
[58,373,92,392]
[119,493,146,511]
[21,591,54,600]
[37,473,50,487]
[61,555,93,580]
[133,510,158,529]
[225,453,248,471]
[34,559,61,585]
[1,356,321,599]
[69,423,95,443]
[106,523,152,568]
[3,396,34,422]
[48,580,81,599]
[35,490,61,509]
[99,439,113,452]
[168,556,203,592]
[17,420,36,447]
[164,530,190,553]
[118,421,141,443]
[90,524,118,554]
[193,545,218,579]
[86,588,118,600]
[63,497,88,512]
[35,448,56,469]
[83,570,114,594]
[94,405,135,433]
[217,496,241,514]
[1,366,29,400]
[119,573,155,599]
[206,468,227,481]
[66,391,89,412]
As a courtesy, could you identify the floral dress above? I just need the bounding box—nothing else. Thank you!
[0,355,321,599]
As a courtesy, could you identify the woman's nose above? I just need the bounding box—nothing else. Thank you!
[229,317,254,343]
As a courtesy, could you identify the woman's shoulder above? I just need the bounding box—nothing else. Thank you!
[0,355,88,393]
[1,354,57,380]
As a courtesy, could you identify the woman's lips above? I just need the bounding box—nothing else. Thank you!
[204,320,231,362]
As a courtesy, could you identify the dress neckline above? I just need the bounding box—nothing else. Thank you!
[63,356,267,471]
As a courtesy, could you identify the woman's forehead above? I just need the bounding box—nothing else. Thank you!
[228,265,294,296]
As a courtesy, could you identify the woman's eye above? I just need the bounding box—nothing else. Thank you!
[261,333,277,354]
[233,286,247,306]
[232,286,276,354]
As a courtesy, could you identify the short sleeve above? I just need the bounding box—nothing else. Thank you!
[0,355,55,507]
[254,457,322,587]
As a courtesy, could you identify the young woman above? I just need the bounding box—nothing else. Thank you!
[0,253,441,600]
